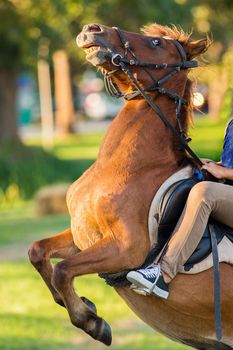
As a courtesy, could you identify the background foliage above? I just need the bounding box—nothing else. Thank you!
[2,0,233,68]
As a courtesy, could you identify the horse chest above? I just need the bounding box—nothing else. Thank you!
[66,172,129,250]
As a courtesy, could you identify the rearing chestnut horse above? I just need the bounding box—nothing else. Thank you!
[29,23,233,349]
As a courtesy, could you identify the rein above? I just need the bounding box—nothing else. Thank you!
[104,27,203,168]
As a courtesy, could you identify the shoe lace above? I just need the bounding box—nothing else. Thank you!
[142,265,160,279]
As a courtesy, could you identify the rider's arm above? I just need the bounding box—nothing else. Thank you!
[222,167,233,180]
[202,162,233,180]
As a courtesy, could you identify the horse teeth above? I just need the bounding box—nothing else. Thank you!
[85,46,100,54]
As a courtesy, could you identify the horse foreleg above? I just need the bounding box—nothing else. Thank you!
[28,228,79,307]
[51,235,148,345]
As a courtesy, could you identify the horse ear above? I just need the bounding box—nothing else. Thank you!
[186,36,212,59]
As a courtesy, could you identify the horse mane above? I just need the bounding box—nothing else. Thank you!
[141,23,192,44]
[181,78,194,135]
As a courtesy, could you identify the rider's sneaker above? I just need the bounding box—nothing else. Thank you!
[126,264,169,299]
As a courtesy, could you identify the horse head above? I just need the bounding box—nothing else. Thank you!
[77,23,211,99]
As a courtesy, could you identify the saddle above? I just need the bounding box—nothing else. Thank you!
[157,175,233,271]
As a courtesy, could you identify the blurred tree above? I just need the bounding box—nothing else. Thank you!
[199,46,233,121]
[0,0,75,143]
[53,50,75,134]
[191,1,233,120]
[0,1,22,143]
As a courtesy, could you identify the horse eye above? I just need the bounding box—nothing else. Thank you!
[151,39,160,47]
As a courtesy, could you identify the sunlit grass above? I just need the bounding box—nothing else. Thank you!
[24,132,104,160]
[52,133,104,160]
[190,116,226,160]
[54,146,98,159]
[0,203,69,247]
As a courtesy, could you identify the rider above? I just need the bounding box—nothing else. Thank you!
[127,118,233,299]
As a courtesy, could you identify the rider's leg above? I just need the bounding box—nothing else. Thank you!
[127,181,233,297]
[161,181,233,280]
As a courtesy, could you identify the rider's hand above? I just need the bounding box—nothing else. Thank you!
[201,161,227,179]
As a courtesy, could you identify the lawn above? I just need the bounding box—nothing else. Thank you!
[0,116,228,350]
[189,117,226,161]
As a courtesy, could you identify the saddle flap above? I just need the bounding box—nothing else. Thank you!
[157,176,233,268]
[157,176,199,246]
[184,220,229,269]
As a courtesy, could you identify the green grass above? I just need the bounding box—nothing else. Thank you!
[25,132,104,160]
[0,202,69,247]
[190,117,226,161]
[52,133,104,160]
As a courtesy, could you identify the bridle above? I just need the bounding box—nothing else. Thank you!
[103,27,204,168]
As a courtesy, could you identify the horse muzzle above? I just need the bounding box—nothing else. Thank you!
[76,24,112,66]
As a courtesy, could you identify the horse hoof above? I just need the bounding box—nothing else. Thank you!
[97,318,112,346]
[87,316,112,346]
[81,296,97,314]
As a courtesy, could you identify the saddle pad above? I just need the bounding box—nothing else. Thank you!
[148,165,193,245]
[179,236,233,274]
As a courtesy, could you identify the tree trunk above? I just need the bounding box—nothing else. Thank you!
[0,68,19,143]
[53,50,75,135]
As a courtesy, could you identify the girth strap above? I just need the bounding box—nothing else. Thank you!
[209,223,222,341]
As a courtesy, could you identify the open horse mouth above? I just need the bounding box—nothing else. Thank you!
[83,45,108,61]
[76,24,112,66]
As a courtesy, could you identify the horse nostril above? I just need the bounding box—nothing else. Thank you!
[87,24,102,33]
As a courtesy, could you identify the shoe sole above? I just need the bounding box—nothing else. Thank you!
[127,272,169,300]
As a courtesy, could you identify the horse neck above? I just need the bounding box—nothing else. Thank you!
[98,93,188,178]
